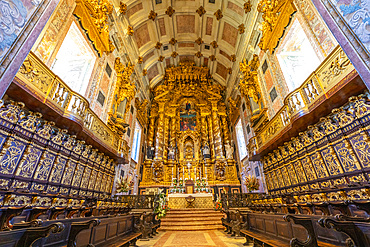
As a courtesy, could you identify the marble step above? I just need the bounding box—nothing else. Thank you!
[165,210,222,215]
[161,220,223,226]
[161,216,222,222]
[164,213,222,218]
[158,225,225,231]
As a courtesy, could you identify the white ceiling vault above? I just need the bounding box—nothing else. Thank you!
[113,0,260,91]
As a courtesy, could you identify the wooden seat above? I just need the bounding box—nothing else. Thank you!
[240,229,289,247]
[105,232,142,247]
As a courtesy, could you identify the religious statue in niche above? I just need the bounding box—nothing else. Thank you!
[225,141,234,160]
[203,143,211,159]
[185,145,194,160]
[168,145,176,160]
[146,145,155,160]
[180,101,196,131]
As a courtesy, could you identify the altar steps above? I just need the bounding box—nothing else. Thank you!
[159,209,224,231]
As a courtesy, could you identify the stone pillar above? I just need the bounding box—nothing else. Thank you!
[0,0,61,98]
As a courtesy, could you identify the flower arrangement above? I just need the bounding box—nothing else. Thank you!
[116,176,134,193]
[155,189,169,218]
[244,175,259,192]
[214,195,222,211]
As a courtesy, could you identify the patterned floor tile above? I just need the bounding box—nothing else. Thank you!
[136,230,249,247]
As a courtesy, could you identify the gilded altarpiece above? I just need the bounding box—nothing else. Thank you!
[141,62,239,187]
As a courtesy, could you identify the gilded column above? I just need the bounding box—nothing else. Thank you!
[170,117,177,149]
[201,116,209,146]
[155,101,166,159]
[221,116,230,144]
[147,116,156,148]
[163,116,170,160]
[211,100,223,159]
[207,115,215,159]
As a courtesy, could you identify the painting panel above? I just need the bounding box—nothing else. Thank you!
[180,101,196,131]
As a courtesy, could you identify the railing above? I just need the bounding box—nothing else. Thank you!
[249,45,355,156]
[14,51,126,157]
[220,193,264,209]
[116,195,159,209]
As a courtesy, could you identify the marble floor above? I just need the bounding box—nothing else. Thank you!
[136,230,249,247]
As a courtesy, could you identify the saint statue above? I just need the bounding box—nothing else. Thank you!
[203,143,211,159]
[225,142,234,160]
[185,145,193,160]
[168,146,175,160]
[147,146,155,159]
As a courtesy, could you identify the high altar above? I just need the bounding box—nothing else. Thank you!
[140,62,239,190]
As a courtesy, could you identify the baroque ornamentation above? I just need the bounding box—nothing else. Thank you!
[238,24,245,34]
[196,6,206,16]
[127,26,134,36]
[211,41,218,48]
[169,38,177,45]
[143,62,239,186]
[166,6,175,17]
[155,42,162,49]
[119,2,127,15]
[148,10,157,21]
[257,0,296,52]
[214,9,223,20]
[108,58,134,137]
[73,0,115,56]
[244,0,252,13]
[239,54,261,103]
[138,56,143,64]
[195,37,203,45]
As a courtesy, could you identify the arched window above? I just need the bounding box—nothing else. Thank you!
[131,121,142,163]
[235,118,248,160]
[51,21,97,96]
[276,18,321,92]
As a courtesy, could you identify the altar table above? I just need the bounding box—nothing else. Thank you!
[168,193,214,209]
